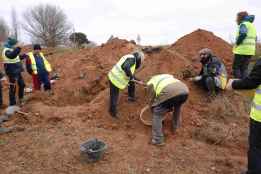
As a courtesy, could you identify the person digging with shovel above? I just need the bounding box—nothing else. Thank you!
[146,74,189,146]
[108,51,145,118]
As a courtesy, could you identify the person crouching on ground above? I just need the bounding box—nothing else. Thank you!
[146,74,189,146]
[26,44,52,92]
[190,48,227,97]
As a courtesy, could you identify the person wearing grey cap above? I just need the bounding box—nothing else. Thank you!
[108,51,145,118]
[190,48,227,97]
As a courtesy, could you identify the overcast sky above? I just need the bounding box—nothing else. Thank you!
[0,0,260,45]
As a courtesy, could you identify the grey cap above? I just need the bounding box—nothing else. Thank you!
[199,48,213,56]
[132,50,145,63]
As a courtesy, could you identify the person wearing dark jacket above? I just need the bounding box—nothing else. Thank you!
[190,48,227,96]
[108,51,145,118]
[232,11,257,79]
[26,44,52,91]
[1,37,25,106]
[226,59,261,174]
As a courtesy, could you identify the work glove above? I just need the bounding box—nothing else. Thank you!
[189,76,202,82]
[225,79,237,90]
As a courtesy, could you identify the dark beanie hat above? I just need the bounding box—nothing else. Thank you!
[33,44,41,50]
[7,37,18,46]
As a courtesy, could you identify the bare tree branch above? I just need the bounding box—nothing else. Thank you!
[0,17,9,43]
[22,4,72,47]
[11,7,19,40]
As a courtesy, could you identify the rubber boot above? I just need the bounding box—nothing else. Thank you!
[205,77,216,97]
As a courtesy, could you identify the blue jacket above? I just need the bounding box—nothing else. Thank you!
[236,15,255,46]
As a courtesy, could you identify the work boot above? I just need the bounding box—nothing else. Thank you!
[109,110,118,119]
[0,127,12,134]
[18,98,26,106]
[128,97,136,102]
[47,90,54,96]
[151,139,165,146]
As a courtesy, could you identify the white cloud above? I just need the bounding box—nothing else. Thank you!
[0,0,260,45]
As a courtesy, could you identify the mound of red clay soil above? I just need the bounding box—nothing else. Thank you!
[0,35,250,174]
[171,29,233,73]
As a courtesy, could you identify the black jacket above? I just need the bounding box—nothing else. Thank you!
[232,59,261,89]
[199,56,223,77]
[121,55,141,80]
[3,47,24,76]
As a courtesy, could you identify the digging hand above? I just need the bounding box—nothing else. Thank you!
[131,79,146,86]
[226,79,238,90]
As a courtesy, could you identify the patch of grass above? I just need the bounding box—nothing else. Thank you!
[0,139,7,145]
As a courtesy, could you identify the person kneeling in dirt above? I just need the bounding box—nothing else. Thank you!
[190,48,227,97]
[25,44,52,93]
[146,74,189,146]
[108,51,145,118]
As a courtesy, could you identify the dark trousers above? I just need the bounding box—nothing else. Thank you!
[152,94,188,142]
[32,73,51,91]
[197,76,218,96]
[8,73,25,106]
[109,80,135,116]
[233,54,251,79]
[247,119,261,174]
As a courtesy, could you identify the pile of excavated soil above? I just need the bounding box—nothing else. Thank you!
[170,29,233,73]
[0,34,250,174]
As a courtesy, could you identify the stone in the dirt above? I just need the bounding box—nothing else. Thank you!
[5,106,21,116]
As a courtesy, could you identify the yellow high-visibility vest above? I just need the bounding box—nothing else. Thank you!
[250,85,261,122]
[233,21,257,56]
[108,54,136,90]
[147,74,179,97]
[28,52,52,75]
[2,48,20,64]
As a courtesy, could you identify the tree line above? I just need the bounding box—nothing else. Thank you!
[0,4,90,47]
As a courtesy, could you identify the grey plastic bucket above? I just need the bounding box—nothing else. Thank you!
[80,138,107,163]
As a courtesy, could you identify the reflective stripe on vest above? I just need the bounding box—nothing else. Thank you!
[147,74,180,97]
[2,48,20,64]
[28,52,52,74]
[250,85,261,122]
[108,55,136,90]
[233,21,257,56]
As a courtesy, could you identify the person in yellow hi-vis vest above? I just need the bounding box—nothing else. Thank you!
[232,11,257,79]
[108,51,145,118]
[2,37,25,106]
[190,48,227,97]
[146,74,189,146]
[25,44,52,92]
[226,59,261,174]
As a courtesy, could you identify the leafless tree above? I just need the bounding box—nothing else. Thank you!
[11,7,19,40]
[0,17,9,43]
[22,4,72,47]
